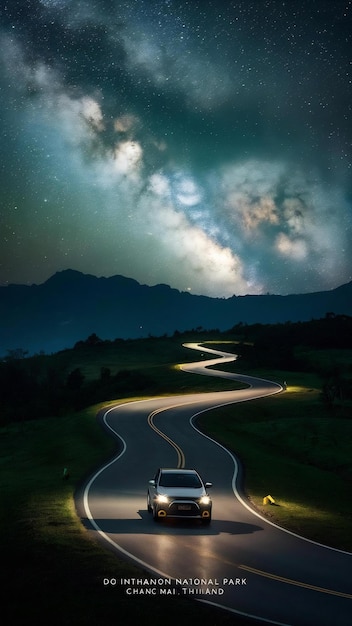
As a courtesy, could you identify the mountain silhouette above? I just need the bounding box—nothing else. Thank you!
[1,269,351,355]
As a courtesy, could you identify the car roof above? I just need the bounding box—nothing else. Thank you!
[159,468,198,474]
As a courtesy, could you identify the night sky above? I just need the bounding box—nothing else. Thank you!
[1,1,351,297]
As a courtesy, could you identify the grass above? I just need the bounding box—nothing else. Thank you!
[295,347,352,369]
[2,338,352,623]
[196,371,352,551]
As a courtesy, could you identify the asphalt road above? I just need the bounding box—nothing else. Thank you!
[77,344,352,625]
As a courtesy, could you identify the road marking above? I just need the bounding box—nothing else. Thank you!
[148,407,186,468]
[239,564,352,599]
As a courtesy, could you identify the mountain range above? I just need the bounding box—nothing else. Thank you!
[1,269,351,356]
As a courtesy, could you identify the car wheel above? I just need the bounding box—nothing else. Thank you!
[147,492,152,513]
[152,505,159,522]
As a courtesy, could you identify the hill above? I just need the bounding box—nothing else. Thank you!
[1,269,351,355]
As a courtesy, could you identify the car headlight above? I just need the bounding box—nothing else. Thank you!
[156,495,169,504]
[200,496,210,505]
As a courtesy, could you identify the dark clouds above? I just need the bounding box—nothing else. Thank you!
[0,0,351,296]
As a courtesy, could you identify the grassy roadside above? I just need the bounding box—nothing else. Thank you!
[197,370,352,552]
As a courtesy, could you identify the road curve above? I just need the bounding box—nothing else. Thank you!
[76,343,352,626]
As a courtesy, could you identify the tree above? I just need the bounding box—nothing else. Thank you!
[66,368,85,390]
[5,348,29,361]
[86,333,103,346]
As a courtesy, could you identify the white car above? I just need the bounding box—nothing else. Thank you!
[147,468,212,524]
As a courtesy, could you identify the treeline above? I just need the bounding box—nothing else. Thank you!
[0,358,152,425]
[226,315,352,407]
[227,315,352,374]
[228,314,352,351]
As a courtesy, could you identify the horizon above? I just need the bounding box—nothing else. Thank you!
[1,267,350,299]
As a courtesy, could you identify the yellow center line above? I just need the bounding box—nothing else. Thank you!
[148,407,186,468]
[146,388,351,603]
[239,564,352,599]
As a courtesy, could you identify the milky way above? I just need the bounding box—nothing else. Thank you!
[0,0,351,296]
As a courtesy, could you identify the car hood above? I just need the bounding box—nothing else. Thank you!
[158,486,206,498]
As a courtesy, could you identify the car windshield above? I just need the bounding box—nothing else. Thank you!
[159,473,202,488]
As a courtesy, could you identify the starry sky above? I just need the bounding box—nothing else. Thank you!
[0,0,351,297]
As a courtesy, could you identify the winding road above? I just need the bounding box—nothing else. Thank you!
[76,343,352,625]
